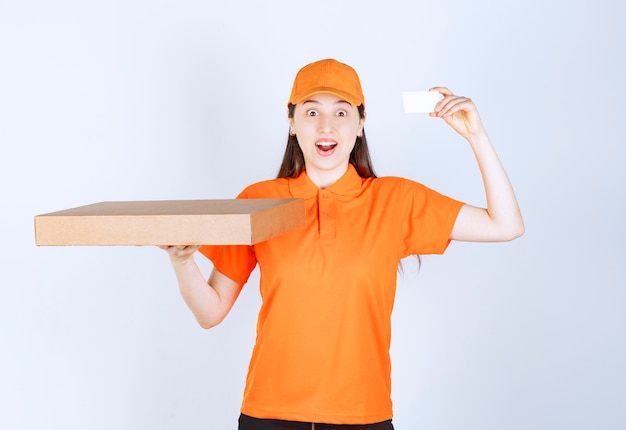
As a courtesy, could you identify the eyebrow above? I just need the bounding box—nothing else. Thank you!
[302,99,351,106]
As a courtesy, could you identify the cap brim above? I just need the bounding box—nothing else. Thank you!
[290,88,364,108]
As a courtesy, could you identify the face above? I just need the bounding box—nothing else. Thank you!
[290,93,365,188]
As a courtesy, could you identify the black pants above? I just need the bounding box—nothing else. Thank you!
[238,414,394,430]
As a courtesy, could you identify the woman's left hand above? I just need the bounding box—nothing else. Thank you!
[430,87,486,139]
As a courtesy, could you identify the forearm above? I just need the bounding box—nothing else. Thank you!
[170,256,226,328]
[464,130,524,240]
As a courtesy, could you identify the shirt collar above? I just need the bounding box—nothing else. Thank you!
[289,164,364,198]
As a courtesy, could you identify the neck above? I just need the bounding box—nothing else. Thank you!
[305,164,349,189]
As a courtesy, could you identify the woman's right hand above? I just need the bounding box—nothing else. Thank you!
[159,245,200,263]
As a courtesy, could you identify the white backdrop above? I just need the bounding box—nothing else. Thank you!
[1,1,624,429]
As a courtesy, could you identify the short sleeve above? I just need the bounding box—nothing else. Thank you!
[400,179,464,257]
[198,244,257,285]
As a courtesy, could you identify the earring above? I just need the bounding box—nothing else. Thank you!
[289,128,296,136]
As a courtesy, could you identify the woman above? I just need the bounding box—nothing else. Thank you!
[161,58,524,429]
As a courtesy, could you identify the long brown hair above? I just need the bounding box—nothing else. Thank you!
[277,104,376,179]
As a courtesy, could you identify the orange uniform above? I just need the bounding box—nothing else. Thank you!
[199,164,464,424]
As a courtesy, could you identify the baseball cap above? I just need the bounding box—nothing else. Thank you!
[288,58,365,108]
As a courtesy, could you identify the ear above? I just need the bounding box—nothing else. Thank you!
[288,118,296,136]
[358,111,366,136]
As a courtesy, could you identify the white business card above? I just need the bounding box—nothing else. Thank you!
[402,91,442,113]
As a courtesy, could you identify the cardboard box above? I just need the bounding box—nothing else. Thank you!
[34,199,305,246]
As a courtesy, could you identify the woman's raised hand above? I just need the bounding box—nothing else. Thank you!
[430,87,486,139]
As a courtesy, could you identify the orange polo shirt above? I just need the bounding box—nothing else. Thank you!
[199,164,464,424]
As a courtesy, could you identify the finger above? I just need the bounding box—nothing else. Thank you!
[429,86,453,97]
[437,97,473,117]
[433,96,459,116]
[160,245,185,256]
[432,91,463,113]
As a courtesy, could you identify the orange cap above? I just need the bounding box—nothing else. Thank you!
[288,58,365,108]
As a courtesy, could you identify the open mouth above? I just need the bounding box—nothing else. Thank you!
[315,141,337,155]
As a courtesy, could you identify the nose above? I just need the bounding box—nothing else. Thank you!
[318,113,334,133]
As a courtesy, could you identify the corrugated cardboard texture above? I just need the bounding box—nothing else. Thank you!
[34,199,305,246]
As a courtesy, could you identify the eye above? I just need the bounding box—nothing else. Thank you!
[336,110,347,117]
[306,109,318,117]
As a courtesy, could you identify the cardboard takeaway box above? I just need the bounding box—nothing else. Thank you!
[34,199,305,246]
